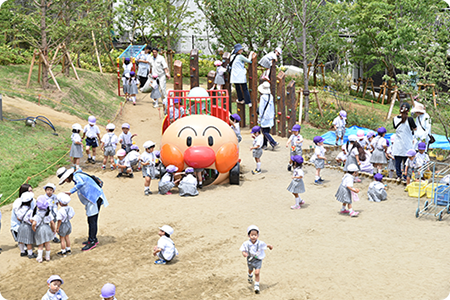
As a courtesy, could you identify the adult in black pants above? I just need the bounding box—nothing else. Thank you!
[258,81,279,150]
[392,103,417,180]
[136,46,151,89]
[57,167,109,251]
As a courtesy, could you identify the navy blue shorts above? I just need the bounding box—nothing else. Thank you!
[86,137,98,147]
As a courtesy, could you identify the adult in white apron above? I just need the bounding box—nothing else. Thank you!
[411,101,432,150]
[392,103,417,179]
[150,48,171,107]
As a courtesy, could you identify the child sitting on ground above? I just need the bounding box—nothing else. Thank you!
[153,225,178,264]
[118,123,137,153]
[158,165,180,195]
[116,149,133,178]
[230,114,242,143]
[250,126,263,175]
[287,155,305,209]
[335,164,360,217]
[140,140,157,195]
[335,144,348,166]
[404,149,417,185]
[101,123,118,170]
[332,110,347,145]
[368,173,387,202]
[100,283,117,300]
[286,124,303,171]
[42,275,68,300]
[178,167,199,197]
[240,225,273,294]
[126,145,141,171]
[312,136,326,184]
[56,193,74,257]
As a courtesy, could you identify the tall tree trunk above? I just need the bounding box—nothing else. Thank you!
[166,3,173,76]
[302,0,310,123]
[40,0,49,89]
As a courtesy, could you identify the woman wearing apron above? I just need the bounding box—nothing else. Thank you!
[392,103,417,180]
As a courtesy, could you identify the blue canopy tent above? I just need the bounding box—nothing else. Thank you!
[116,45,147,96]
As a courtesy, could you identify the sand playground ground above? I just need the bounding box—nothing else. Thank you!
[1,89,450,300]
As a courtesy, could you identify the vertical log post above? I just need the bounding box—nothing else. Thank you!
[298,88,304,125]
[26,51,37,88]
[287,80,297,134]
[369,78,376,98]
[431,84,437,108]
[313,89,323,117]
[190,49,199,89]
[207,71,215,90]
[381,83,387,105]
[248,52,258,127]
[356,77,362,93]
[270,59,277,135]
[173,60,183,96]
[276,71,286,137]
[386,88,398,120]
[222,52,232,114]
[362,78,368,98]
[319,63,325,86]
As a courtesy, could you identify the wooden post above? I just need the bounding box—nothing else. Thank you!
[307,63,312,79]
[40,51,61,91]
[313,89,323,117]
[190,49,199,89]
[50,44,61,70]
[362,78,368,98]
[319,63,325,86]
[356,77,362,93]
[270,59,277,135]
[381,83,387,105]
[248,52,258,127]
[369,78,376,98]
[207,71,215,90]
[222,52,232,114]
[173,60,183,93]
[298,88,304,125]
[26,51,37,88]
[287,80,297,133]
[91,31,103,74]
[431,84,437,108]
[276,71,286,137]
[65,49,80,80]
[417,82,423,91]
[386,88,398,120]
[37,55,42,84]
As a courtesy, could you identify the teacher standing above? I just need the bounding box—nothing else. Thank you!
[57,167,108,251]
[150,48,171,108]
[230,43,252,107]
[258,81,278,150]
[392,103,417,180]
[411,101,432,150]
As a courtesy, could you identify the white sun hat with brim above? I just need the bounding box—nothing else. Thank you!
[20,191,34,203]
[247,225,260,235]
[57,193,71,205]
[348,134,358,142]
[143,140,156,149]
[72,123,82,131]
[56,167,75,185]
[410,101,426,114]
[258,81,271,94]
[159,225,174,236]
[106,123,115,130]
[43,183,56,191]
[347,164,359,172]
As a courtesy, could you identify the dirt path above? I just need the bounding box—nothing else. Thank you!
[1,87,450,299]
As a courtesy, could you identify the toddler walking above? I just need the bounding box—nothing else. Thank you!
[369,127,388,174]
[70,123,83,170]
[128,71,138,105]
[335,164,360,217]
[312,136,326,184]
[368,173,387,202]
[240,225,273,294]
[286,124,303,171]
[250,126,263,175]
[56,193,75,257]
[122,73,130,101]
[42,275,68,300]
[151,74,162,108]
[287,155,305,209]
[101,123,118,170]
[140,140,157,195]
[153,225,178,264]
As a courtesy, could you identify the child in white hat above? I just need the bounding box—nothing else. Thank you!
[70,123,83,170]
[42,275,68,300]
[153,225,178,264]
[42,183,59,243]
[240,225,273,294]
[81,115,101,164]
[335,164,360,217]
[56,193,75,257]
[118,123,137,153]
[258,47,282,81]
[140,141,157,195]
[101,123,119,170]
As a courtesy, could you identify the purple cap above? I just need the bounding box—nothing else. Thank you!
[292,124,301,132]
[374,173,383,181]
[377,127,387,134]
[47,275,64,285]
[418,142,427,150]
[406,149,417,157]
[313,136,325,144]
[367,131,375,139]
[291,155,304,164]
[173,98,180,104]
[166,165,178,173]
[185,167,194,173]
[339,110,347,118]
[130,71,135,76]
[36,195,49,210]
[124,57,130,62]
[88,116,96,124]
[130,145,139,151]
[100,283,116,298]
[386,140,390,147]
[231,114,241,122]
[154,150,160,158]
[251,126,261,134]
[121,123,130,129]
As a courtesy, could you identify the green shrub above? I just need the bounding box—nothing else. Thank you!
[0,45,33,65]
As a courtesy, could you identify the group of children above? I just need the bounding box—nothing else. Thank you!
[11,183,74,263]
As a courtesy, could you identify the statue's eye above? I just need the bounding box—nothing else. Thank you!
[186,136,192,147]
[208,136,214,146]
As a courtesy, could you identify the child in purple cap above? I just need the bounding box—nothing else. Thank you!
[230,114,242,143]
[158,165,180,195]
[128,71,138,105]
[286,124,303,171]
[42,275,68,300]
[311,136,326,184]
[250,126,263,175]
[415,142,430,176]
[178,168,199,197]
[169,98,185,123]
[333,110,347,145]
[287,155,306,209]
[370,127,388,175]
[404,149,417,185]
[32,196,56,263]
[368,173,387,202]
[100,283,116,300]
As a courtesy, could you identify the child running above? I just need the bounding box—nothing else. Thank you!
[56,193,75,257]
[368,173,387,202]
[82,116,101,164]
[158,165,179,195]
[178,167,199,197]
[101,123,118,170]
[32,196,56,262]
[250,126,263,175]
[100,283,117,300]
[287,155,305,209]
[118,123,137,153]
[230,114,242,143]
[42,275,68,300]
[153,225,178,265]
[335,164,360,217]
[140,140,157,195]
[240,225,273,294]
[332,110,347,145]
[70,123,83,170]
[312,136,326,184]
[370,127,388,174]
[404,149,417,185]
[16,191,36,258]
[286,124,303,171]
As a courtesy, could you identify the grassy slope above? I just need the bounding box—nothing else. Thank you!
[0,65,123,205]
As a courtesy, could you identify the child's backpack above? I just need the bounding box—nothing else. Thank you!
[80,172,104,188]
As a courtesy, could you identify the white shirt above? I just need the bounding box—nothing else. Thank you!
[150,54,168,76]
[16,205,32,222]
[262,52,277,63]
[358,137,369,148]
[341,173,354,188]
[157,235,178,260]
[253,135,264,148]
[240,240,268,260]
[140,151,156,165]
[293,168,304,181]
[349,147,358,158]
[56,206,75,222]
[371,136,387,150]
[169,106,185,120]
[119,132,133,145]
[289,134,303,148]
[336,151,348,161]
[118,157,131,168]
[415,152,430,168]
[126,150,140,162]
[406,157,416,169]
[369,181,385,193]
[32,210,53,226]
[44,194,58,216]
[101,133,118,149]
[315,145,326,157]
[217,66,227,76]
[181,174,197,185]
[83,124,100,139]
[71,133,81,144]
[160,172,173,184]
[122,63,132,74]
[41,289,68,300]
[23,209,34,225]
[332,116,346,129]
[231,123,241,136]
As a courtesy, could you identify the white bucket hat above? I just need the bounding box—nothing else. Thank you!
[56,167,75,185]
[43,183,56,191]
[143,140,156,149]
[159,225,174,236]
[106,123,115,130]
[348,134,357,142]
[72,123,82,131]
[411,101,426,114]
[275,47,282,55]
[20,191,34,203]
[258,81,271,94]
[347,164,359,172]
[57,193,71,205]
[247,225,260,235]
